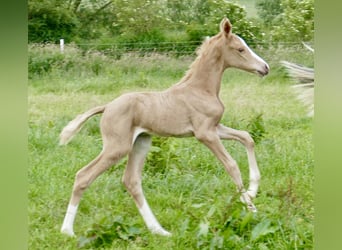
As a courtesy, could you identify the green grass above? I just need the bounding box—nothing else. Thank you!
[28,45,313,249]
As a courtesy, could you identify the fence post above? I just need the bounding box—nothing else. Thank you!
[60,39,64,53]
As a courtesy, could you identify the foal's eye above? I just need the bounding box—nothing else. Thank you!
[238,48,244,53]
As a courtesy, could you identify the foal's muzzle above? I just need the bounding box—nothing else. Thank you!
[257,63,270,77]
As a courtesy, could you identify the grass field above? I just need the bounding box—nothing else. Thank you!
[28,44,313,249]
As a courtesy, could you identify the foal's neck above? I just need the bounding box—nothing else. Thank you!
[178,52,225,96]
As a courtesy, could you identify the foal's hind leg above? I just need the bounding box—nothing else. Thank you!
[61,145,130,236]
[123,134,171,236]
[217,124,260,199]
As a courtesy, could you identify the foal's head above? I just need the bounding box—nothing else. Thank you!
[217,17,269,77]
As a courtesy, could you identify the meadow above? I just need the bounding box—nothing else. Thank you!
[28,44,313,249]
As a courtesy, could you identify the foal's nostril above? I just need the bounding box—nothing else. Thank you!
[257,64,269,77]
[264,64,270,75]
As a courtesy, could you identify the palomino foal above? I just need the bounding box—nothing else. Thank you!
[60,17,269,237]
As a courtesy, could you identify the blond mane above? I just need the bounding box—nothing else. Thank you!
[179,34,223,84]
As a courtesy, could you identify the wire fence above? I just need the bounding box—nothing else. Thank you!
[32,39,314,58]
[28,39,314,79]
[68,40,312,57]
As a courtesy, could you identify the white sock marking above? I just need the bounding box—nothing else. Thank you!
[61,204,78,236]
[138,199,171,236]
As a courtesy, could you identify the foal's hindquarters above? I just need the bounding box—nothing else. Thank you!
[61,94,173,236]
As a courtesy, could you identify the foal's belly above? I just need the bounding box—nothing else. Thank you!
[133,120,194,139]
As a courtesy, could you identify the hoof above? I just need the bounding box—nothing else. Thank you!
[246,203,257,213]
[240,192,257,213]
[150,227,172,236]
[61,227,75,237]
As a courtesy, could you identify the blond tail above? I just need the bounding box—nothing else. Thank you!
[281,61,314,117]
[59,105,106,145]
[281,61,314,84]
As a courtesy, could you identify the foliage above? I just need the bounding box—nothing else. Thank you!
[247,113,266,144]
[186,0,263,44]
[272,0,314,42]
[73,0,118,40]
[28,0,265,46]
[78,216,143,248]
[28,0,314,47]
[112,0,168,37]
[28,44,113,78]
[193,203,282,249]
[256,0,284,26]
[256,0,314,43]
[165,0,201,29]
[28,1,79,43]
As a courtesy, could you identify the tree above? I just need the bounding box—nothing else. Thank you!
[272,0,314,42]
[256,0,314,43]
[28,0,116,42]
[111,0,168,36]
[186,0,263,44]
[256,0,283,26]
[28,0,79,42]
[165,0,200,29]
[28,0,265,45]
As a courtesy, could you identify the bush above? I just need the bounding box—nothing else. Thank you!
[28,0,267,50]
[186,1,263,45]
[28,44,112,78]
[257,0,314,43]
[256,0,284,26]
[28,44,67,76]
[272,0,314,42]
[115,29,166,53]
[186,23,213,43]
[28,3,78,43]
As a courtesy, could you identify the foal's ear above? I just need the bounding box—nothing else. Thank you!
[220,17,232,37]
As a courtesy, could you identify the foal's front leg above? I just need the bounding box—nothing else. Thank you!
[216,124,260,199]
[123,134,171,236]
[195,129,257,212]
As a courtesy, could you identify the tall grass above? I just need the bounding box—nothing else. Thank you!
[28,44,313,249]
